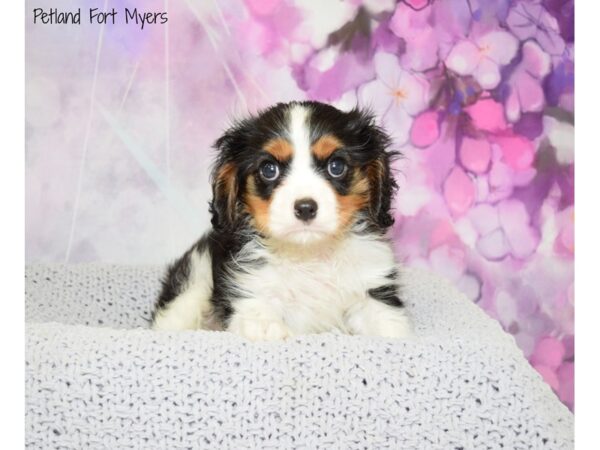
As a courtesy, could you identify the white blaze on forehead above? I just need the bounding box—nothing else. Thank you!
[288,104,312,168]
[266,104,340,243]
[285,104,320,199]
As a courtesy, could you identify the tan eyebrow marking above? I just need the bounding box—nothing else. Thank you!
[312,134,343,160]
[263,137,294,161]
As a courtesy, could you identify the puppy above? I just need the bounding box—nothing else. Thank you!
[151,101,412,340]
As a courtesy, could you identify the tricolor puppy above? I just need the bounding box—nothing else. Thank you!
[151,101,412,340]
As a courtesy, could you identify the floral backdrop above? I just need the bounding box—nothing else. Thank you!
[26,0,574,409]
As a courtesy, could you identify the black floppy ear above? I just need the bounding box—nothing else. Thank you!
[209,132,240,231]
[348,108,398,229]
[366,149,397,229]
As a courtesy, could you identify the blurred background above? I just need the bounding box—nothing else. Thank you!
[26,0,574,409]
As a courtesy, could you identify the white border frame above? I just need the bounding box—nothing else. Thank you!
[5,0,594,447]
[575,0,600,447]
[0,0,25,447]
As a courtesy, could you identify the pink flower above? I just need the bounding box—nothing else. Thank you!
[446,31,518,89]
[459,137,491,174]
[506,41,552,122]
[358,52,430,145]
[534,364,560,390]
[443,167,475,216]
[469,204,500,236]
[389,3,439,71]
[465,98,507,132]
[531,336,565,369]
[492,132,536,171]
[531,335,567,394]
[487,144,537,203]
[498,200,539,259]
[410,111,440,148]
[429,219,459,250]
[477,228,510,260]
[422,127,457,187]
[470,199,539,260]
[391,0,472,70]
[557,362,574,409]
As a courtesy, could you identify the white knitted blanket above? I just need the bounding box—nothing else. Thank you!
[25,264,573,449]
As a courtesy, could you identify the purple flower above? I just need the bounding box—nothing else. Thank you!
[358,52,431,145]
[445,31,519,89]
[506,1,566,55]
[389,3,439,71]
[505,41,552,123]
[543,0,574,43]
[298,49,375,102]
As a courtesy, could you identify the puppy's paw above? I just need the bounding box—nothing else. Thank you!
[371,313,413,338]
[346,301,413,338]
[228,316,292,341]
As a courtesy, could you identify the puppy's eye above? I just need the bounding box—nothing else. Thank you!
[327,158,347,178]
[259,161,280,181]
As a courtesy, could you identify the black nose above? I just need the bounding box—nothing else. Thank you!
[294,198,318,222]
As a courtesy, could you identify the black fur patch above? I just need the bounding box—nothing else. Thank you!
[152,236,209,321]
[367,284,404,308]
[207,224,265,324]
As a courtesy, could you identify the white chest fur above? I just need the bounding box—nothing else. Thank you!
[228,233,399,334]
